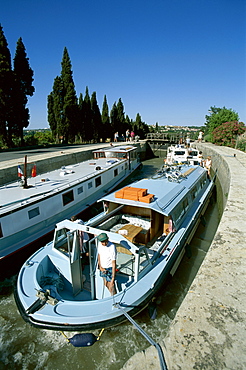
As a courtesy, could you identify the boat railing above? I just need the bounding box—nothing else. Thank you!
[151,164,188,182]
[150,231,177,264]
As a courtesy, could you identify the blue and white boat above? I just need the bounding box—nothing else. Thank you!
[15,163,215,331]
[166,144,201,165]
[0,145,140,259]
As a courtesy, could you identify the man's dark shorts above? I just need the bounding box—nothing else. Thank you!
[100,267,113,282]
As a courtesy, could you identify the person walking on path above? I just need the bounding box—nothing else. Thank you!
[198,131,203,143]
[130,131,135,141]
[126,129,130,142]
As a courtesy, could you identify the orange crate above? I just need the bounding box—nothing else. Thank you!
[138,194,154,203]
[115,190,124,198]
[137,188,148,197]
[124,194,139,201]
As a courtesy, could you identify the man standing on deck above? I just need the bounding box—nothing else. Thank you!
[97,233,117,295]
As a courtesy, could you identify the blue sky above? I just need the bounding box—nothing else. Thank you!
[1,0,246,129]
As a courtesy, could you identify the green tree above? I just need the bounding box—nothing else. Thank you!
[101,95,110,142]
[81,86,92,142]
[48,76,64,143]
[48,48,78,143]
[205,106,239,136]
[12,37,35,145]
[60,47,78,143]
[117,98,126,132]
[125,115,131,131]
[133,113,149,138]
[0,24,12,146]
[212,121,245,147]
[91,91,101,143]
[77,93,84,142]
[110,102,118,139]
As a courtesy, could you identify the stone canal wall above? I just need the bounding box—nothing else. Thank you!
[122,143,246,370]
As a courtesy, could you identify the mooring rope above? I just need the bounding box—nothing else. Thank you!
[116,304,168,370]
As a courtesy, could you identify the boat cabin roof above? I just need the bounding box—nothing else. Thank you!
[100,165,206,216]
[93,145,136,154]
[0,153,126,211]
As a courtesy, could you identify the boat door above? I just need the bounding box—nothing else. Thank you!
[69,230,83,296]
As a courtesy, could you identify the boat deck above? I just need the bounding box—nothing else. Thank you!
[0,157,122,210]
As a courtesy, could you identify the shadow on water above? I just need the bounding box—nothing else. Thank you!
[0,157,220,370]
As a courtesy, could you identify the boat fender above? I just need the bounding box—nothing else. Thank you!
[69,333,98,347]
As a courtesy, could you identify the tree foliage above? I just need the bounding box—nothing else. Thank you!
[205,106,239,136]
[48,48,78,143]
[101,95,110,141]
[12,37,35,144]
[0,25,34,147]
[0,24,12,145]
[212,121,246,147]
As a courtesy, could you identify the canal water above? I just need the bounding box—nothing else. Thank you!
[0,156,220,370]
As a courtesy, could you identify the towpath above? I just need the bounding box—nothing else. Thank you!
[122,143,246,370]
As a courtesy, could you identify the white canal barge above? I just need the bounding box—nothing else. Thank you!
[0,145,140,259]
[166,144,202,165]
[15,163,215,331]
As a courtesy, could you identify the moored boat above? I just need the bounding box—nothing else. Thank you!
[0,145,140,259]
[15,162,215,331]
[166,144,201,165]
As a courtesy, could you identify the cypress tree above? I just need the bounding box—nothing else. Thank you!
[81,86,92,142]
[91,91,101,143]
[60,47,78,143]
[101,95,110,142]
[0,24,12,146]
[77,93,84,142]
[12,37,35,145]
[48,48,78,143]
[110,102,118,140]
[48,76,64,143]
[117,98,126,131]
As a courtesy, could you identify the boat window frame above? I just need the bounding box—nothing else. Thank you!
[28,206,40,219]
[95,176,102,188]
[114,168,118,177]
[77,185,84,194]
[54,227,70,255]
[62,190,74,206]
[0,223,3,238]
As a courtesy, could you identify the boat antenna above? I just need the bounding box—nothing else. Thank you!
[60,328,105,347]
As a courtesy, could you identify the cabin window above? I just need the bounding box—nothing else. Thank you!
[78,186,83,194]
[62,190,74,206]
[95,176,101,187]
[28,207,40,219]
[88,181,93,189]
[173,204,185,224]
[114,168,118,177]
[183,198,189,212]
[0,223,3,238]
[54,228,72,255]
[191,186,198,200]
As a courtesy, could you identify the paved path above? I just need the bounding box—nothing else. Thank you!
[123,144,246,370]
[0,143,109,170]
